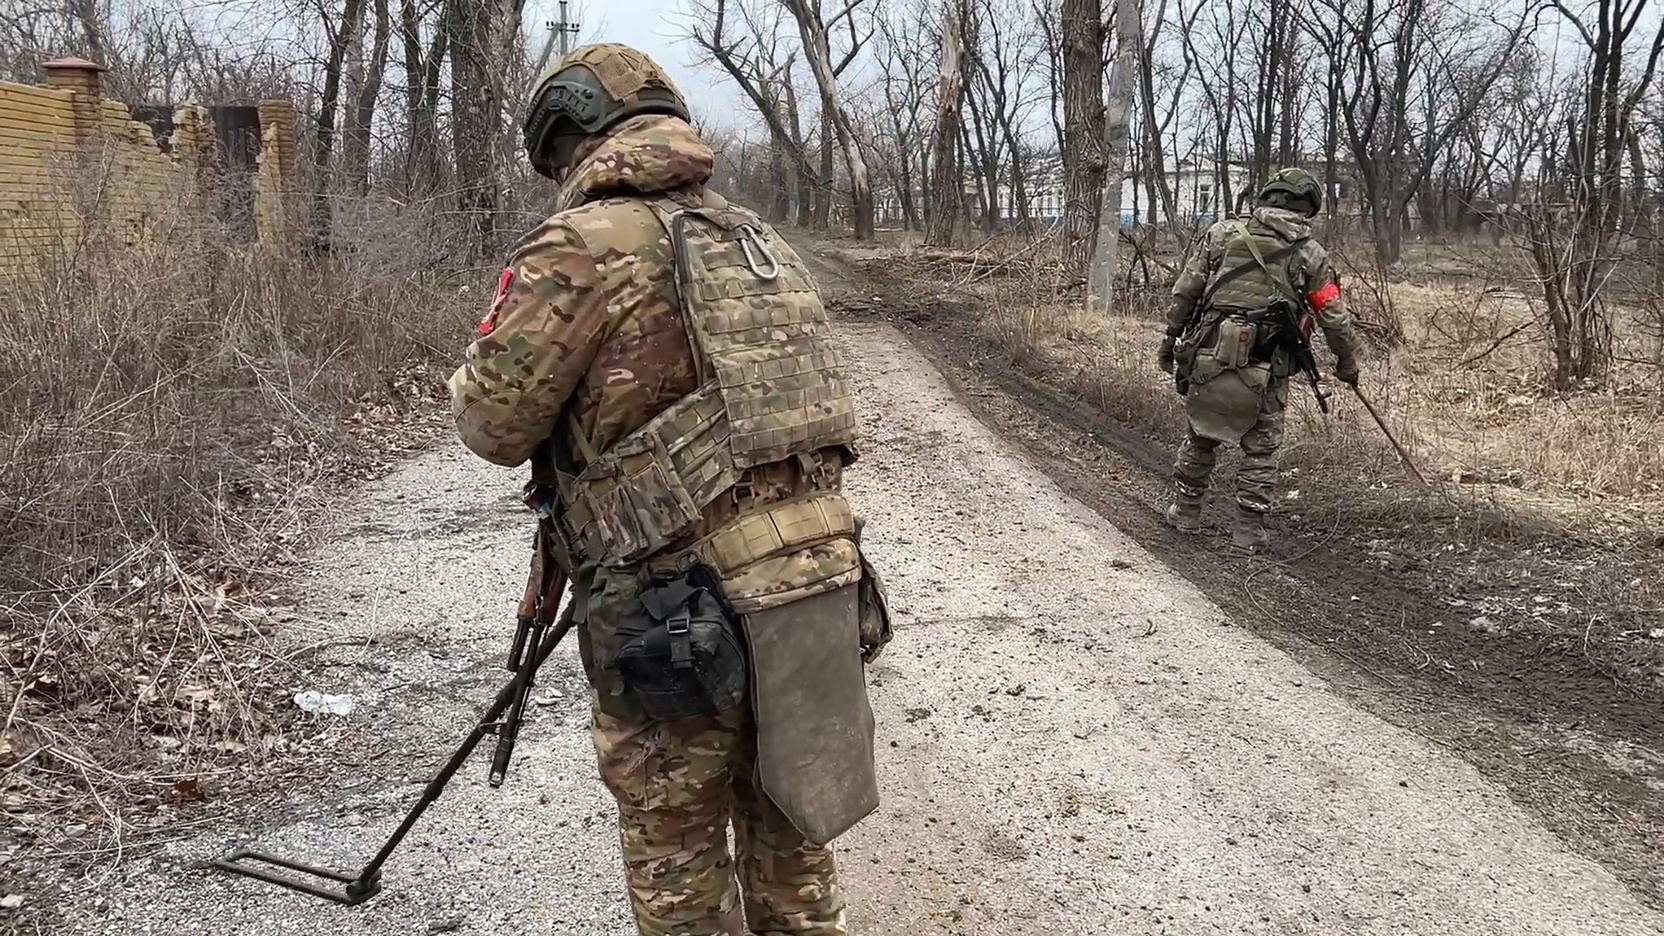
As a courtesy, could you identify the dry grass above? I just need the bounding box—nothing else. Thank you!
[0,167,479,867]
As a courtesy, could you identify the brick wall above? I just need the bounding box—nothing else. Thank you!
[0,58,302,287]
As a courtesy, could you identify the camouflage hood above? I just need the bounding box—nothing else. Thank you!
[554,114,714,211]
[1250,205,1313,241]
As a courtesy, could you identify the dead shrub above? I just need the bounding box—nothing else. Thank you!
[0,168,477,853]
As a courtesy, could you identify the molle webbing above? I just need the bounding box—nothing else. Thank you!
[651,196,859,469]
[1202,222,1307,311]
[557,382,740,564]
[558,190,860,567]
[645,492,856,579]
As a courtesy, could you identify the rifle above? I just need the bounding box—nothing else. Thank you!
[1249,294,1330,414]
[211,523,571,906]
[490,520,563,786]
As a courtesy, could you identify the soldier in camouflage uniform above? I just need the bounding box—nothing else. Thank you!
[1157,168,1362,553]
[447,44,891,936]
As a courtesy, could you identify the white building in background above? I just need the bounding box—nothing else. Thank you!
[1035,157,1254,227]
[877,156,1258,229]
[1125,157,1257,226]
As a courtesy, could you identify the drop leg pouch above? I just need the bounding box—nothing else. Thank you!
[742,581,879,846]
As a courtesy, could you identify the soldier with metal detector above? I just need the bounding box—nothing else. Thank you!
[211,44,891,930]
[1158,168,1365,553]
[447,43,892,936]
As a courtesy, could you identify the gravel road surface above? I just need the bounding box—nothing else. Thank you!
[55,323,1664,935]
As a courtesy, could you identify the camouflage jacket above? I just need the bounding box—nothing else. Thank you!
[1165,206,1361,361]
[447,115,851,572]
[448,114,712,472]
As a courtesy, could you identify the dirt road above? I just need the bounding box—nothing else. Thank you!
[49,322,1664,935]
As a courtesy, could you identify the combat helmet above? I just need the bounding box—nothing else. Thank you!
[1258,167,1322,217]
[522,43,691,179]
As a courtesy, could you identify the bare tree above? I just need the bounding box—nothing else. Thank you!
[927,0,968,244]
[399,0,450,198]
[1089,0,1137,308]
[687,0,822,225]
[451,0,514,259]
[1313,0,1530,265]
[1135,0,1187,226]
[1524,0,1664,388]
[343,0,392,196]
[780,0,878,239]
[873,0,936,231]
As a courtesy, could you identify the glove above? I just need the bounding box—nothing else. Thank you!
[1158,336,1177,375]
[1335,356,1360,386]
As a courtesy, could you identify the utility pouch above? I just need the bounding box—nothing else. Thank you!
[1215,318,1257,370]
[1175,308,1223,379]
[614,567,747,721]
[852,518,893,664]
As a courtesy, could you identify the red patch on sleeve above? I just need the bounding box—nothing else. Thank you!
[1309,280,1341,312]
[478,267,515,336]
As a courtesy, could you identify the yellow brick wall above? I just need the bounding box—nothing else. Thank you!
[256,101,301,244]
[0,67,302,288]
[0,83,82,270]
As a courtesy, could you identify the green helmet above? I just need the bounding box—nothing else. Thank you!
[1258,167,1322,217]
[522,43,690,179]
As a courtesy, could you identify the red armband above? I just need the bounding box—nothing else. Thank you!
[1308,280,1341,312]
[478,267,515,336]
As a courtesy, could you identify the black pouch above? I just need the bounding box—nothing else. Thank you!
[615,567,748,721]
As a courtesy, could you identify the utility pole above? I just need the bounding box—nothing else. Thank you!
[531,1,582,77]
[555,1,579,56]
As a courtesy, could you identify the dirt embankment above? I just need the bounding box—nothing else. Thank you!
[804,240,1664,912]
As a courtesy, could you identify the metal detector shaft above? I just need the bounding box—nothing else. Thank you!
[1349,384,1431,487]
[212,581,572,905]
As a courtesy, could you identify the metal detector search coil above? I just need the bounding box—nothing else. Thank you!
[210,570,571,905]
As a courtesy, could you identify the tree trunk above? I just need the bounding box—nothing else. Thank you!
[1089,0,1138,310]
[1322,46,1339,221]
[1060,0,1103,279]
[70,0,106,65]
[1136,0,1176,227]
[769,144,792,223]
[314,0,369,250]
[814,115,834,229]
[450,0,500,260]
[400,0,447,199]
[784,0,876,240]
[344,0,392,197]
[926,0,967,245]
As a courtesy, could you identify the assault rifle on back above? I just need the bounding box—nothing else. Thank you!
[1246,295,1330,414]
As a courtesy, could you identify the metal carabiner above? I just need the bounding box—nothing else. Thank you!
[738,225,780,281]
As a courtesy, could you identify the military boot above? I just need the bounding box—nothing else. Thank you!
[1231,505,1270,553]
[1165,491,1204,534]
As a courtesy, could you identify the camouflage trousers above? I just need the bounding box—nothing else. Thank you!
[1173,378,1288,514]
[592,705,847,936]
